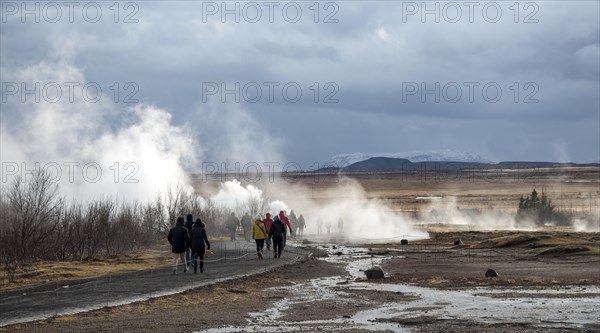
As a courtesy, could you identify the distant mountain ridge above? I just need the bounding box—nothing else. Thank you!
[332,150,493,167]
[338,157,598,172]
[319,150,599,172]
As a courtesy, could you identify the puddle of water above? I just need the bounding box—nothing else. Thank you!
[197,243,600,332]
[349,282,600,327]
[198,244,407,333]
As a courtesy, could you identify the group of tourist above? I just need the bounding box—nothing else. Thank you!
[251,210,305,259]
[167,210,306,274]
[167,214,210,274]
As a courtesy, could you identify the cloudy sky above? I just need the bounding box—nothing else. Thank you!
[1,0,599,171]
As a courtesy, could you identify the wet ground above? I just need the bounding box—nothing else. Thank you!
[3,235,599,333]
[196,243,600,332]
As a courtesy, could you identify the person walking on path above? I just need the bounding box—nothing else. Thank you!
[251,214,268,259]
[190,218,210,273]
[263,212,273,250]
[168,217,190,274]
[184,214,194,269]
[226,212,240,241]
[279,211,293,246]
[241,212,252,242]
[268,215,286,258]
[317,218,323,235]
[337,218,344,233]
[289,210,299,236]
[298,214,306,236]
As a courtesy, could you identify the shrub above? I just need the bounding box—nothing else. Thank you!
[516,189,570,226]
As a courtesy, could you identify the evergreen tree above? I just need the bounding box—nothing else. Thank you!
[516,189,563,226]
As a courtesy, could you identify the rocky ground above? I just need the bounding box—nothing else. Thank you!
[3,231,599,333]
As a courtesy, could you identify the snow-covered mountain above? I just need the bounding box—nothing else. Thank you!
[331,150,494,167]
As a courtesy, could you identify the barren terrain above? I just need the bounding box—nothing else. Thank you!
[4,230,598,333]
[2,166,599,332]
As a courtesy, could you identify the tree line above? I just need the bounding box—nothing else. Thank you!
[0,170,268,283]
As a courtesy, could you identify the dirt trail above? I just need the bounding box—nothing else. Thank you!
[0,241,306,327]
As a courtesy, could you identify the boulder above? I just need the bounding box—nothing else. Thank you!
[485,268,498,278]
[454,239,463,246]
[364,266,385,279]
[400,239,409,245]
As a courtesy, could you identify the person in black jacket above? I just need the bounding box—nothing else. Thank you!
[226,212,239,241]
[168,217,190,274]
[190,218,211,274]
[185,214,194,269]
[268,215,286,258]
[241,212,252,242]
[184,214,194,269]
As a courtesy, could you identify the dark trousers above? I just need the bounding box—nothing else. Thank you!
[255,239,265,252]
[185,247,192,266]
[192,248,206,272]
[272,236,283,256]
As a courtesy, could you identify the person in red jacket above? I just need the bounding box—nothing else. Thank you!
[279,210,293,245]
[263,213,273,250]
[263,213,273,232]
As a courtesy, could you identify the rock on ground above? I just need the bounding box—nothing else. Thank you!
[365,266,385,279]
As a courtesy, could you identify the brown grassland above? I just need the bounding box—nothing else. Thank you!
[2,166,599,332]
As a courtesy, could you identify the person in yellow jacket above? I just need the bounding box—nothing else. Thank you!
[252,214,269,259]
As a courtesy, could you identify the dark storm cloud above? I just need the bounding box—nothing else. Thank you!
[1,0,598,164]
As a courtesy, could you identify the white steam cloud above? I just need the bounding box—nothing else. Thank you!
[13,59,592,239]
[421,196,525,230]
[196,178,429,241]
[1,60,195,202]
[210,179,263,213]
[261,178,430,241]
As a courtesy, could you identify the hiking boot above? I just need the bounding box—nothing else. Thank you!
[258,252,263,259]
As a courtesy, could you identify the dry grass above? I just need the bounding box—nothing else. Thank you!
[276,166,600,214]
[428,276,450,285]
[535,245,592,256]
[4,166,599,291]
[471,234,542,248]
[466,232,599,256]
[0,243,172,290]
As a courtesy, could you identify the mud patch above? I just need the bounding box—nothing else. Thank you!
[280,300,371,322]
[375,317,588,333]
